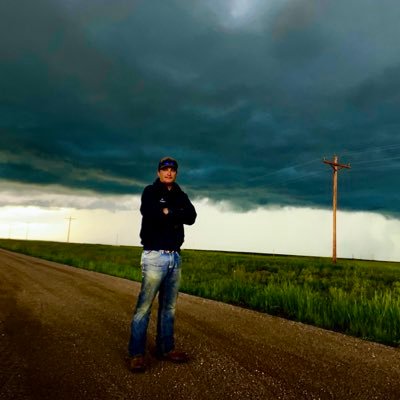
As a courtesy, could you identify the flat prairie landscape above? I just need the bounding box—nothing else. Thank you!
[1,246,400,399]
[1,239,399,346]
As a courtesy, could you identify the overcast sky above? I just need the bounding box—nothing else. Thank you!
[1,1,400,261]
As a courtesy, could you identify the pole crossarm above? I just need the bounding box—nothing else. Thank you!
[323,158,351,170]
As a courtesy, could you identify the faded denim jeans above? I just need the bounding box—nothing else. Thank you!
[128,250,182,357]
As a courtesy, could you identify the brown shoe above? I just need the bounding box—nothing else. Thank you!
[128,355,146,372]
[158,350,189,363]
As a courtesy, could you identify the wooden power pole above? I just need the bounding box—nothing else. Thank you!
[323,155,350,263]
[65,216,76,243]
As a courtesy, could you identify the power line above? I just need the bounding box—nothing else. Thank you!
[342,142,400,158]
[351,155,400,166]
[253,144,399,187]
[240,142,399,206]
[247,157,322,183]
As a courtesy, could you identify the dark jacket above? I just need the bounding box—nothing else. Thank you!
[140,178,197,251]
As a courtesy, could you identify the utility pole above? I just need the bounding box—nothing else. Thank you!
[323,155,350,263]
[65,217,76,243]
[25,222,30,240]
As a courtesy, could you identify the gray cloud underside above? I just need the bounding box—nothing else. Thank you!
[1,0,400,215]
[0,181,138,211]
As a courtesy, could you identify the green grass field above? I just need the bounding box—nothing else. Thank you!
[1,238,399,347]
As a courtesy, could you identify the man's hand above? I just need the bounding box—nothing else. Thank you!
[162,208,169,215]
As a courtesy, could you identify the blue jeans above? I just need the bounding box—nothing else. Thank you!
[128,250,182,357]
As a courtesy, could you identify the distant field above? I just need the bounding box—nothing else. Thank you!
[1,238,399,347]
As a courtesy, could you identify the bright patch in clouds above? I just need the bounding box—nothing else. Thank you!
[0,206,70,242]
[0,205,140,246]
[205,0,282,30]
[190,199,400,261]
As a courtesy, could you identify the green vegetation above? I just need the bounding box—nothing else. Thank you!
[1,239,399,347]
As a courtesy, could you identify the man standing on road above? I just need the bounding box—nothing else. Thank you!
[128,157,197,372]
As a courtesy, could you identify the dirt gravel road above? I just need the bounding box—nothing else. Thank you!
[1,248,399,400]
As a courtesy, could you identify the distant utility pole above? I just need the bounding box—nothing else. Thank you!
[65,217,76,243]
[25,222,30,241]
[323,155,351,263]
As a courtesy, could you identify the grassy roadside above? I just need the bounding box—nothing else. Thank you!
[1,238,399,347]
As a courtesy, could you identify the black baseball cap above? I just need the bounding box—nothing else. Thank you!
[158,157,178,171]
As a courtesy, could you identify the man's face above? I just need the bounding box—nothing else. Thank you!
[158,167,177,185]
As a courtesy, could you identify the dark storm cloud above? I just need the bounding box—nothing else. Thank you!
[1,0,400,214]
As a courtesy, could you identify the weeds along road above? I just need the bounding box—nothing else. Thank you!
[1,248,400,400]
